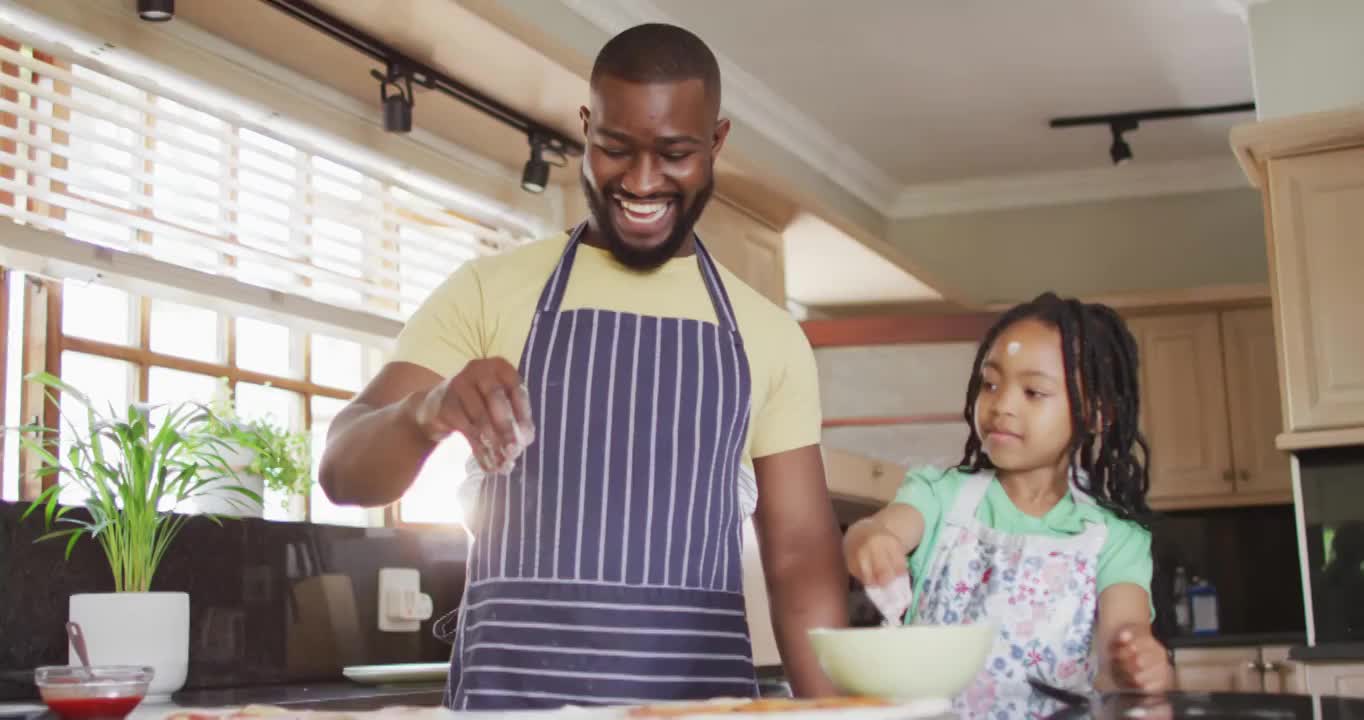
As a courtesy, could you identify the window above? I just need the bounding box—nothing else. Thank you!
[19,277,376,525]
[401,436,475,527]
[0,36,532,529]
[0,43,528,323]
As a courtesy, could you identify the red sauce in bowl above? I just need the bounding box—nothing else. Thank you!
[44,695,145,719]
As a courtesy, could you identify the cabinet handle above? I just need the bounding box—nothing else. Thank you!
[1223,469,1235,483]
[1240,469,1251,482]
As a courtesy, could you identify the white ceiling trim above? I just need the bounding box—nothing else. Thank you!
[557,0,903,214]
[891,155,1252,219]
[1212,0,1271,21]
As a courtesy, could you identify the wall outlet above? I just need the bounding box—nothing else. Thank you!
[377,567,433,633]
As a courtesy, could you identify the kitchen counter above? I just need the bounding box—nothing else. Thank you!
[0,675,798,718]
[5,690,1364,719]
[1165,631,1306,649]
[1083,691,1364,719]
[0,681,446,720]
[172,682,446,710]
[1290,642,1364,662]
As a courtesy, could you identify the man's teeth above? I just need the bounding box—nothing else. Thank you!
[617,197,670,222]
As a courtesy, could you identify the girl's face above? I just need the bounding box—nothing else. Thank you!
[973,318,1076,474]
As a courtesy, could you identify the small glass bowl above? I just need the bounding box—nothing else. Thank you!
[33,666,154,720]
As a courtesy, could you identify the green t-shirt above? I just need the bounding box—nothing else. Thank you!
[894,466,1153,620]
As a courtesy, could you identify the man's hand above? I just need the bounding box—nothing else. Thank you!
[1108,625,1173,693]
[412,357,534,472]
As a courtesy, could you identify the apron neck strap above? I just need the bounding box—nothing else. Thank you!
[947,472,993,524]
[533,221,741,333]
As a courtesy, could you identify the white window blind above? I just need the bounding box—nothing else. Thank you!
[0,42,531,321]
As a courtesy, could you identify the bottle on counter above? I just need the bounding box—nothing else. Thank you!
[1173,565,1192,634]
[1189,575,1220,636]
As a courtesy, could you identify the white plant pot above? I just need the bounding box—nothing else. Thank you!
[69,592,190,700]
[286,492,307,522]
[189,445,263,518]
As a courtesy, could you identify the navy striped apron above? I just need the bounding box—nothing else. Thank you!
[442,222,758,709]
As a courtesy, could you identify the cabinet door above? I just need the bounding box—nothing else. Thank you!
[696,199,787,306]
[822,447,904,504]
[1221,307,1293,500]
[1303,663,1364,698]
[1267,147,1364,431]
[1128,314,1235,503]
[1173,647,1263,692]
[1260,647,1302,694]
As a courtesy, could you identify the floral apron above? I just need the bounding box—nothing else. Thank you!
[914,473,1106,717]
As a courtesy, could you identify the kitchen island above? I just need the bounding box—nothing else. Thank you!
[6,690,1364,719]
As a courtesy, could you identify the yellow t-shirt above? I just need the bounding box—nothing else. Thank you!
[389,232,822,464]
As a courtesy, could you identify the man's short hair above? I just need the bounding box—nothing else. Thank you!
[590,23,721,111]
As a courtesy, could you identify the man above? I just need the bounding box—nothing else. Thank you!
[319,23,847,710]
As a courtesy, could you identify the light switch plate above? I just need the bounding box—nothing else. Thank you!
[377,567,433,632]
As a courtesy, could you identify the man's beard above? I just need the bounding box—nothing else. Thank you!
[581,170,714,271]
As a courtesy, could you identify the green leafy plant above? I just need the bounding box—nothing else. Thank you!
[16,372,260,592]
[204,380,312,509]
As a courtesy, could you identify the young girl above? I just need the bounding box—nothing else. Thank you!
[844,292,1171,712]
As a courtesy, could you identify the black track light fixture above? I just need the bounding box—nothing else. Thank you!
[263,0,584,173]
[522,133,569,194]
[137,0,174,22]
[1050,101,1255,165]
[369,62,431,134]
[521,151,548,194]
[1108,120,1136,166]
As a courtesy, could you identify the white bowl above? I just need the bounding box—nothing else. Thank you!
[807,622,997,700]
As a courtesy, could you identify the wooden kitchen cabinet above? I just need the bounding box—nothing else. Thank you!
[697,198,786,306]
[1173,647,1264,693]
[1232,110,1364,448]
[1295,662,1364,698]
[1265,147,1364,434]
[1129,313,1234,504]
[1127,307,1291,509]
[1221,308,1295,503]
[822,447,905,504]
[1260,646,1303,694]
[1173,645,1301,694]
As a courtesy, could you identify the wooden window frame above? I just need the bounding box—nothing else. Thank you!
[34,277,359,518]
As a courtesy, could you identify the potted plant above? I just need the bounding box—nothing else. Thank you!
[202,381,312,521]
[17,372,259,699]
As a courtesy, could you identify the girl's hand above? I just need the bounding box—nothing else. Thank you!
[1109,626,1173,693]
[844,518,910,588]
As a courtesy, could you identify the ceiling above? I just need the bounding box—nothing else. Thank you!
[165,0,1264,310]
[783,213,939,306]
[648,0,1256,186]
[175,0,583,176]
[169,0,937,308]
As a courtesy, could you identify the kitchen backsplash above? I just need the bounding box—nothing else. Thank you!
[0,501,468,700]
[1150,503,1305,641]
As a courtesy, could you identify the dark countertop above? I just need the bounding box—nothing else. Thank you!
[1084,692,1364,719]
[1166,631,1306,649]
[170,681,447,710]
[1290,642,1364,662]
[5,689,1364,719]
[0,673,795,717]
[0,681,447,720]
